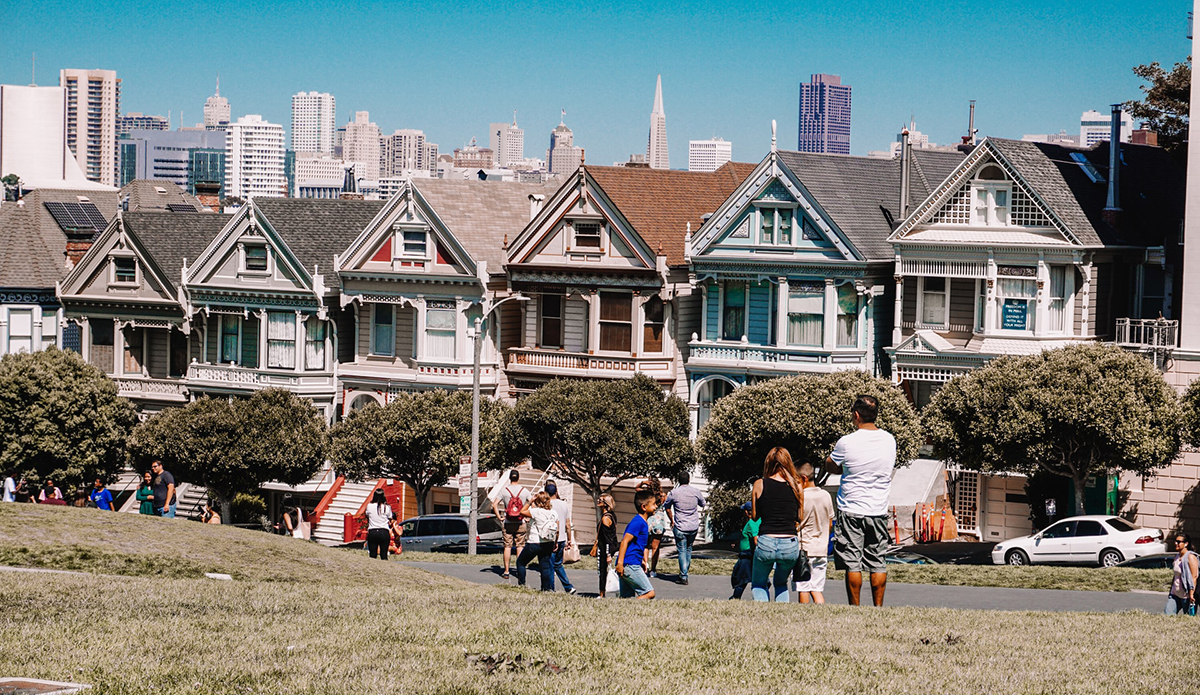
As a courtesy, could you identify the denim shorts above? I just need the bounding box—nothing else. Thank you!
[620,564,654,597]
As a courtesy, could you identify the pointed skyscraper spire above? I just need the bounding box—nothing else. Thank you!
[647,74,669,169]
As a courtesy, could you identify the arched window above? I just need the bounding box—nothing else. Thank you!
[972,163,1011,226]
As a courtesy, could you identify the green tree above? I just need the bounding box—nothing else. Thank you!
[330,390,512,516]
[697,371,921,489]
[128,388,327,522]
[924,343,1182,516]
[501,374,692,508]
[0,348,138,491]
[1125,56,1190,162]
[1180,377,1200,448]
[706,484,753,541]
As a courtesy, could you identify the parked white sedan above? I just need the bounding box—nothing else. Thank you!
[991,515,1166,567]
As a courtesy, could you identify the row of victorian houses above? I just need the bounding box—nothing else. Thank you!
[0,130,1190,543]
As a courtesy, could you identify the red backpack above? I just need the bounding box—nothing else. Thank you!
[504,487,525,520]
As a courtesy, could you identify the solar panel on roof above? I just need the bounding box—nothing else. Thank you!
[167,203,197,213]
[45,201,108,234]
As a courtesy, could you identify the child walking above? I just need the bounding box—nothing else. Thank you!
[616,488,658,599]
[730,501,759,599]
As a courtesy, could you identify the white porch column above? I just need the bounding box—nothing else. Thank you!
[699,283,708,342]
[823,278,836,350]
[892,253,904,346]
[1034,253,1048,337]
[456,298,469,363]
[31,307,43,350]
[775,278,788,348]
[984,254,998,334]
[633,292,646,356]
[113,318,123,375]
[586,291,599,354]
[414,298,426,360]
[1080,258,1093,337]
[294,311,304,373]
[257,309,268,368]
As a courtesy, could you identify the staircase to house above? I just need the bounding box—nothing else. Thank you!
[173,483,210,520]
[311,479,379,546]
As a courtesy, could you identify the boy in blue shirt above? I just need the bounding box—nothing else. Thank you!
[89,478,115,511]
[616,488,657,599]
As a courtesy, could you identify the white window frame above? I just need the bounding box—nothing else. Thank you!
[570,220,604,252]
[785,283,824,348]
[218,314,241,364]
[266,311,297,369]
[108,253,139,287]
[718,281,748,342]
[370,303,396,357]
[6,308,34,354]
[538,293,563,349]
[916,276,950,330]
[239,239,271,276]
[304,318,326,371]
[994,276,1038,334]
[424,301,458,361]
[396,225,430,261]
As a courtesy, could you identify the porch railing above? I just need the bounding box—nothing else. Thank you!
[1114,318,1178,348]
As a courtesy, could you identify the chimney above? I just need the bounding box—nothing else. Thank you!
[1103,103,1122,228]
[528,193,545,220]
[898,127,911,220]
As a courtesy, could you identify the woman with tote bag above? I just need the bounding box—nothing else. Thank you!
[591,494,620,597]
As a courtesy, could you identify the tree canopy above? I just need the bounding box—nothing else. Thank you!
[924,343,1182,515]
[0,348,137,490]
[697,370,921,489]
[128,388,327,522]
[501,373,692,505]
[1125,56,1190,162]
[330,390,512,516]
[1181,377,1200,448]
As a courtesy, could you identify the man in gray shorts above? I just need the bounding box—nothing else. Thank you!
[825,395,896,606]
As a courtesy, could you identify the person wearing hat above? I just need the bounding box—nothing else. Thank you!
[730,500,760,599]
[545,481,577,595]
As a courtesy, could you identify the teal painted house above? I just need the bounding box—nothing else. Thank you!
[684,140,962,432]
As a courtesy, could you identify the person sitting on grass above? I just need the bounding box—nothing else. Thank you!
[730,501,758,600]
[202,500,221,524]
[38,479,63,503]
[616,488,657,600]
[515,491,558,591]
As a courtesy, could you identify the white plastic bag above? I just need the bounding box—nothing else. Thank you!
[605,567,620,594]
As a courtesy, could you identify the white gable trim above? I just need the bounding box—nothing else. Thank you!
[184,200,314,290]
[58,213,178,302]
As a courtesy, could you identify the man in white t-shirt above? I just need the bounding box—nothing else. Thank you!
[2,470,21,503]
[825,394,896,607]
[491,470,531,579]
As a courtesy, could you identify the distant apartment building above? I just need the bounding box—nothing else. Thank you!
[1080,109,1133,146]
[188,148,225,198]
[225,115,286,198]
[295,153,346,198]
[797,73,851,155]
[547,120,583,175]
[866,123,960,159]
[382,129,437,176]
[1021,131,1080,146]
[291,91,336,154]
[203,80,230,130]
[688,137,732,172]
[490,118,524,168]
[342,111,381,180]
[453,138,495,168]
[118,129,227,189]
[117,113,168,138]
[647,74,669,169]
[60,68,121,185]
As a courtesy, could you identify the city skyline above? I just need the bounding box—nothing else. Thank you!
[0,0,1189,169]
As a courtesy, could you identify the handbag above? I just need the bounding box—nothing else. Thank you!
[793,547,811,584]
[563,532,581,563]
[605,567,621,593]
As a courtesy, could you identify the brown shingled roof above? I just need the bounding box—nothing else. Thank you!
[585,161,756,266]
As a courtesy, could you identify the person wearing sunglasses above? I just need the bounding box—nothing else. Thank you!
[1166,533,1199,615]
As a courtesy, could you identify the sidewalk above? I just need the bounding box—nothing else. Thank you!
[401,560,1167,613]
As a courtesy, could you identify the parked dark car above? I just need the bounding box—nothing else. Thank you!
[1112,553,1175,570]
[396,514,504,553]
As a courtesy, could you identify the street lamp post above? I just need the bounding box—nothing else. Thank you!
[468,293,528,555]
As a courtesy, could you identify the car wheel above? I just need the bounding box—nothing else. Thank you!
[1005,549,1029,566]
[1099,549,1124,567]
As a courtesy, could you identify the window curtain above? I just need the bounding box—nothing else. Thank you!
[1048,266,1066,332]
[721,283,745,341]
[787,288,823,347]
[426,309,456,360]
[836,284,858,348]
[305,319,326,370]
[220,315,239,363]
[373,304,394,356]
[267,312,296,369]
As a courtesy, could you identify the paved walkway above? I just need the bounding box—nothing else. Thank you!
[402,561,1167,613]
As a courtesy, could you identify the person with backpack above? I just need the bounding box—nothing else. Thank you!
[515,491,558,591]
[491,470,530,579]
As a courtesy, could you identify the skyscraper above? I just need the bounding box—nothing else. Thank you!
[225,115,286,198]
[60,68,121,185]
[203,77,230,130]
[797,73,851,155]
[490,114,524,168]
[382,129,437,176]
[547,116,583,175]
[688,137,732,172]
[117,113,168,138]
[646,74,668,169]
[291,91,336,154]
[342,111,381,180]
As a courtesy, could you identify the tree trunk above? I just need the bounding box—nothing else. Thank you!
[1073,472,1088,517]
[215,490,233,525]
[414,482,428,516]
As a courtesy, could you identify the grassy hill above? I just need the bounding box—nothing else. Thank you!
[1,504,1197,694]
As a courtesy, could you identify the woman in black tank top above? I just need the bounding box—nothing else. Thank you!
[750,447,804,602]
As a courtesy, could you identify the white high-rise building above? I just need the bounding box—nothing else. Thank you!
[688,137,732,172]
[203,77,230,130]
[225,115,286,199]
[291,91,337,154]
[342,111,381,180]
[1080,109,1133,147]
[382,129,437,176]
[0,84,93,185]
[547,118,583,175]
[60,68,121,186]
[489,114,524,168]
[646,74,669,169]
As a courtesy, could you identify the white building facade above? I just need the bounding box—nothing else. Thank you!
[225,115,286,199]
[203,79,230,130]
[490,118,524,168]
[291,91,337,154]
[382,129,437,176]
[60,68,121,186]
[343,111,381,181]
[1080,109,1133,147]
[647,74,669,169]
[688,137,732,172]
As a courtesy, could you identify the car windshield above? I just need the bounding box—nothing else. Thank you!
[1104,518,1136,532]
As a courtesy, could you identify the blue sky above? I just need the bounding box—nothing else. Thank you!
[1,0,1191,168]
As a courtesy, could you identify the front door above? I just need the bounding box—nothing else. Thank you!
[1030,520,1076,562]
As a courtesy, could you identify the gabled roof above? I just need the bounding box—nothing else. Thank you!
[120,179,208,212]
[776,150,964,260]
[252,198,387,281]
[584,161,757,265]
[123,212,232,285]
[0,187,120,288]
[410,178,557,271]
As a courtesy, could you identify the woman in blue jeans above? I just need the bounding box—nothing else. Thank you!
[750,447,805,602]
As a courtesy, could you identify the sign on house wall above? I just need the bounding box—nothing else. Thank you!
[1001,299,1028,330]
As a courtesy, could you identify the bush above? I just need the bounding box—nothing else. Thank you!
[706,485,752,541]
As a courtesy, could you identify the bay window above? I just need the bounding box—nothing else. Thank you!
[836,284,858,348]
[920,277,948,327]
[267,312,296,368]
[305,319,326,370]
[997,278,1036,332]
[539,294,562,349]
[7,310,32,353]
[599,292,633,352]
[425,302,457,360]
[643,297,665,353]
[721,282,745,341]
[787,285,824,347]
[372,304,394,356]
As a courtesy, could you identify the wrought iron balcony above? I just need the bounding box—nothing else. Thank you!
[1114,318,1178,349]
